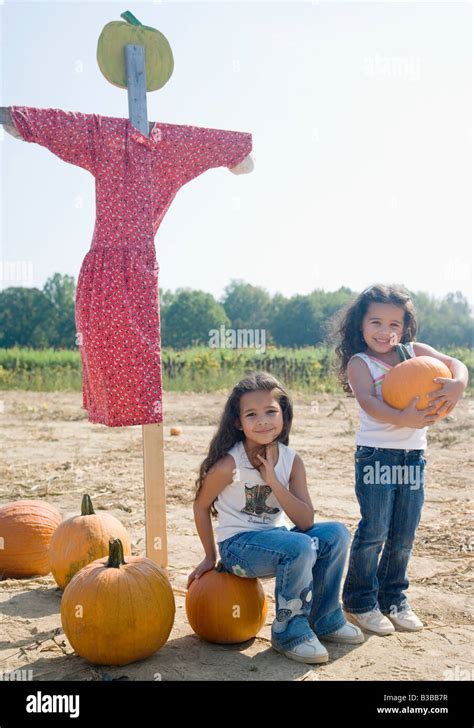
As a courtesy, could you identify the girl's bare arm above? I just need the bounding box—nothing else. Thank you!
[348,357,439,428]
[188,455,235,586]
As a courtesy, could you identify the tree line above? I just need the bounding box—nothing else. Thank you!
[0,274,472,350]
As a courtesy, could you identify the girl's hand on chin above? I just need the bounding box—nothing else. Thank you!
[256,448,279,488]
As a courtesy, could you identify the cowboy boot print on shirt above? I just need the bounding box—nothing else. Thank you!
[241,484,280,516]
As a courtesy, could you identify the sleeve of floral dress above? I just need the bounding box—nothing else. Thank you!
[173,124,252,186]
[8,106,99,176]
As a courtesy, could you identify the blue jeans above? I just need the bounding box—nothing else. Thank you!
[218,522,351,651]
[343,446,425,615]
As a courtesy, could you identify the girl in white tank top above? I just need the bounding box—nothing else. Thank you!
[334,284,468,635]
[188,372,363,661]
[350,341,427,449]
[215,438,296,543]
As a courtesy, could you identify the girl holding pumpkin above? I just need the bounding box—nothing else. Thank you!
[188,372,364,664]
[335,283,468,636]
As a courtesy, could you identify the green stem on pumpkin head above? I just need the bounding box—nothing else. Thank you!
[215,561,226,573]
[396,343,413,362]
[120,11,143,26]
[107,538,126,569]
[81,494,95,516]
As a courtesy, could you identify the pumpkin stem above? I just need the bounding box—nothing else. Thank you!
[396,343,412,362]
[215,560,226,573]
[120,10,143,26]
[106,538,126,569]
[81,494,95,516]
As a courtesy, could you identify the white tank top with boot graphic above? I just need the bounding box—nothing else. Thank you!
[215,440,297,544]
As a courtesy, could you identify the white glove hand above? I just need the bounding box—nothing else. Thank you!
[229,153,255,175]
[3,123,23,141]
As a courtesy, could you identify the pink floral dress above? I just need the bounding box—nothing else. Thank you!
[9,106,252,426]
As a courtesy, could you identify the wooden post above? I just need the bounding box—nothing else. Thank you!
[124,42,168,569]
[142,423,167,568]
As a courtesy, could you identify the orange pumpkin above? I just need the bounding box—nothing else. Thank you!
[186,562,267,644]
[382,344,452,419]
[0,500,61,578]
[170,426,182,436]
[61,537,175,665]
[49,494,131,590]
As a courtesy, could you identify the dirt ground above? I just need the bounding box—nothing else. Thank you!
[0,390,472,682]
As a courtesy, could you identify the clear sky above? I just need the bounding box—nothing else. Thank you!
[0,0,472,303]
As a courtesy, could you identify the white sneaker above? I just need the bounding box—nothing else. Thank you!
[386,607,423,632]
[272,635,329,664]
[320,622,365,644]
[344,607,395,636]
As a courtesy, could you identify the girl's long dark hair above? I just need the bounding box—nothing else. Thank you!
[334,283,417,394]
[195,372,293,516]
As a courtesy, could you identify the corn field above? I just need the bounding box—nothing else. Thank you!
[0,346,472,394]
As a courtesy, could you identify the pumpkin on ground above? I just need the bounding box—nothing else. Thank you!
[186,562,267,644]
[49,494,131,590]
[0,500,61,579]
[61,537,175,666]
[381,343,452,420]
